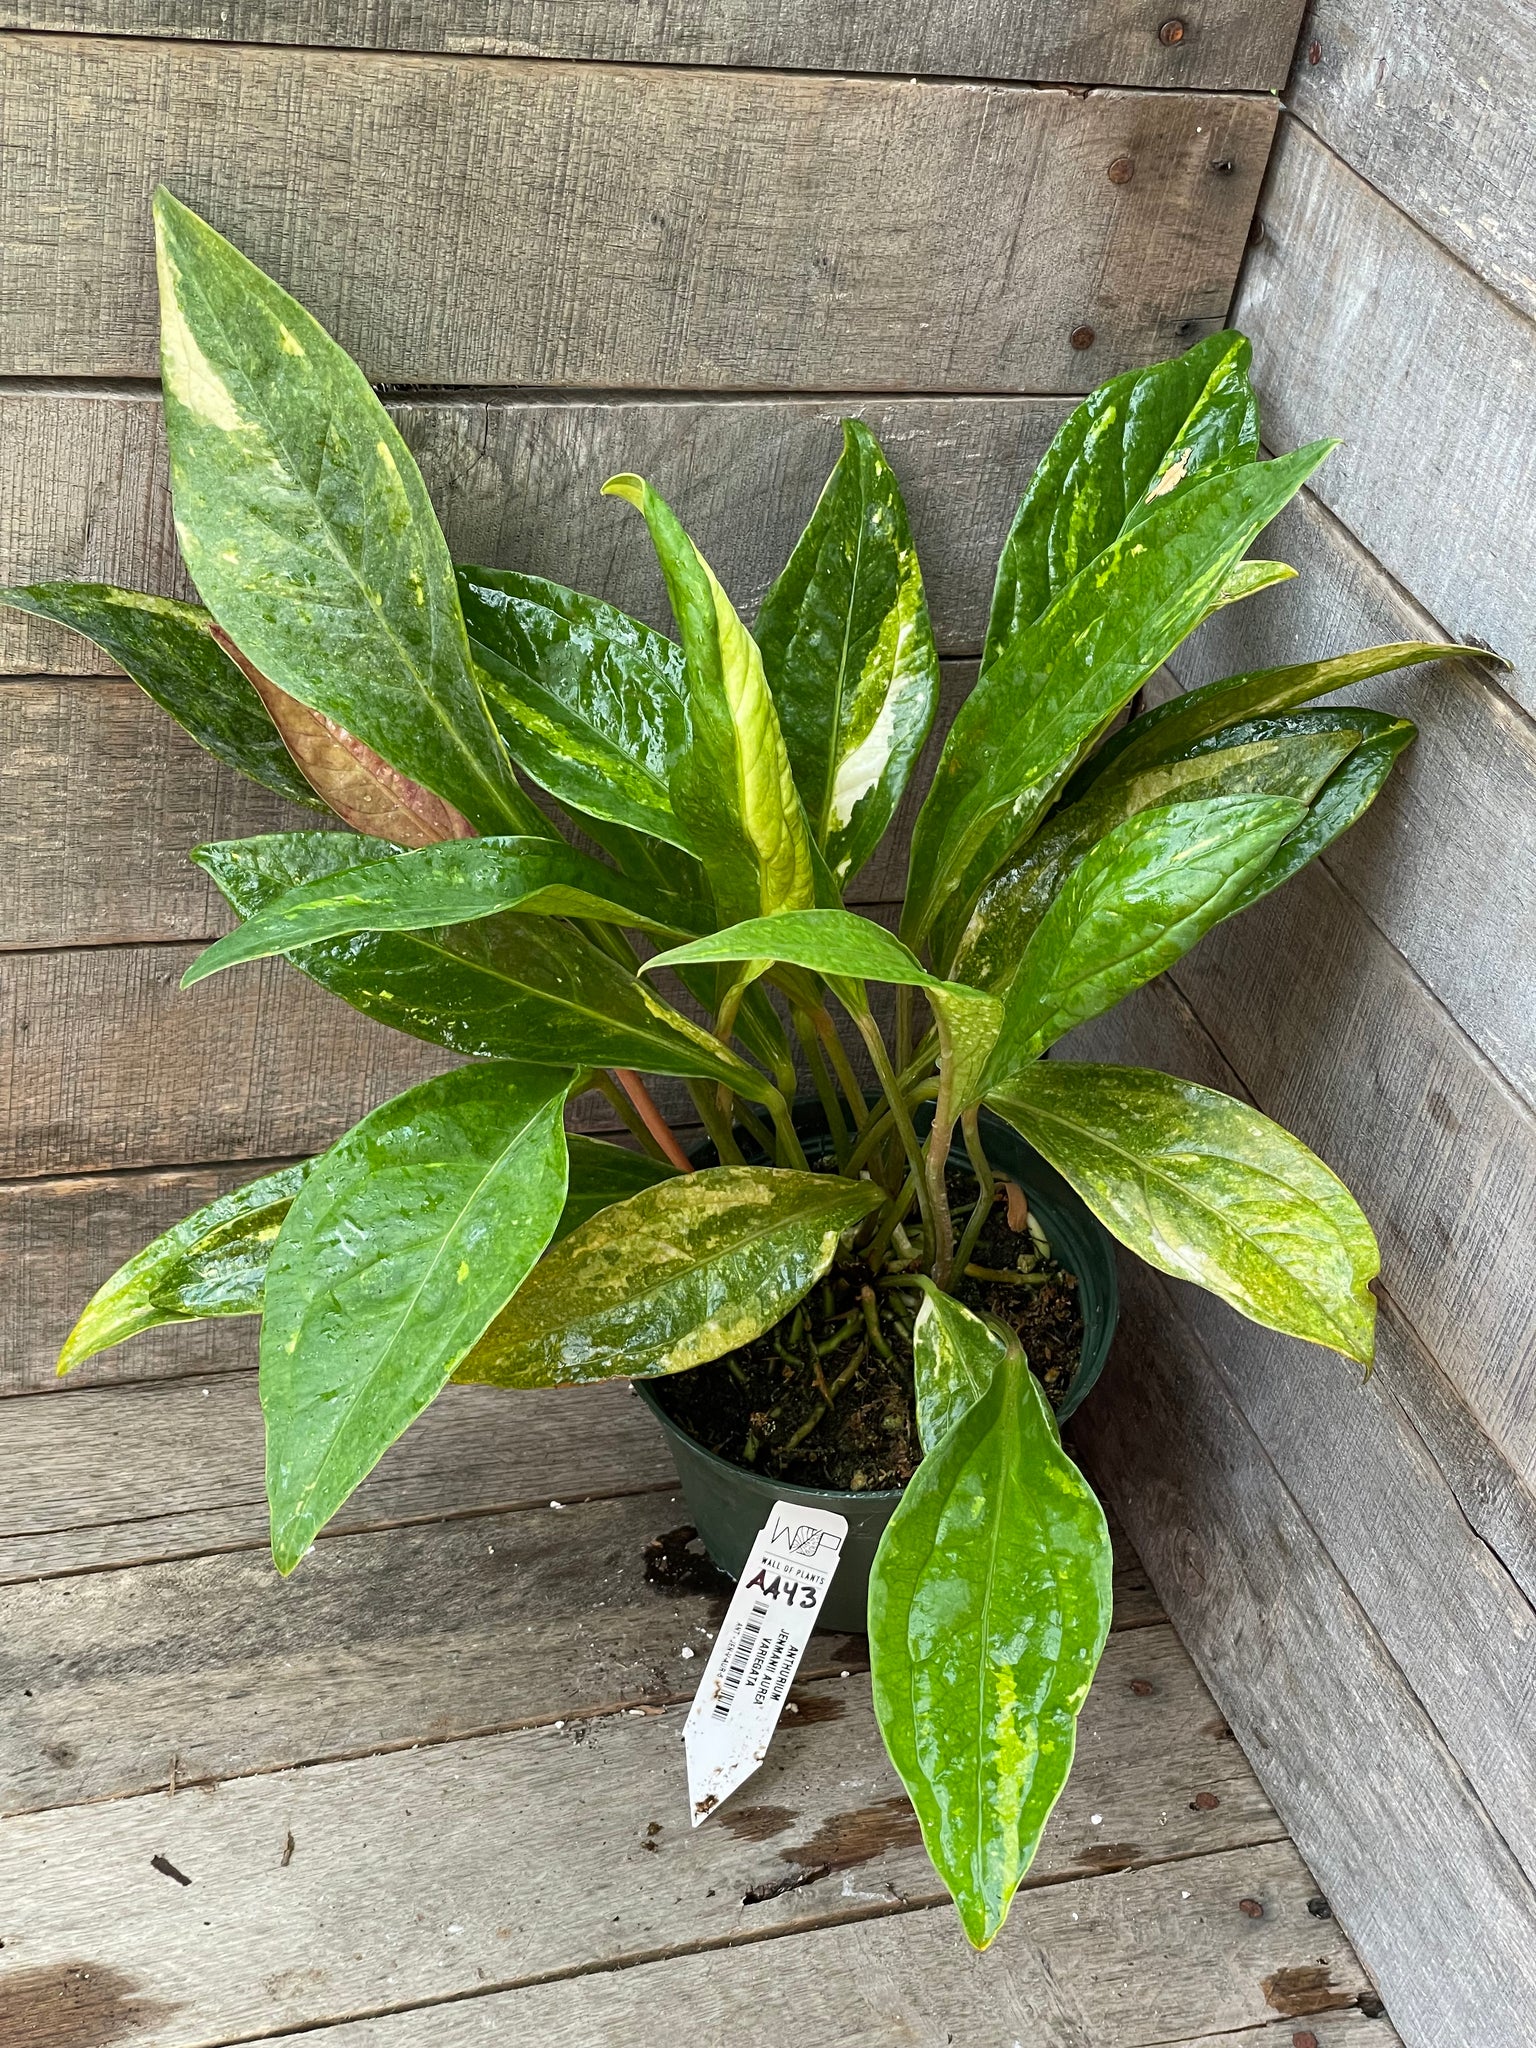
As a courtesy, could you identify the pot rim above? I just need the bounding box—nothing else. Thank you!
[635,1376,907,1503]
[638,1098,1117,1502]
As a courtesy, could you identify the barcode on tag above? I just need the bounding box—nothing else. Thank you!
[683,1500,848,1825]
[713,1601,771,1718]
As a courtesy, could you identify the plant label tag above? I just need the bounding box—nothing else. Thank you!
[683,1500,848,1826]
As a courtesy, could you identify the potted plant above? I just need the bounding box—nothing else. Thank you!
[8,189,1476,1951]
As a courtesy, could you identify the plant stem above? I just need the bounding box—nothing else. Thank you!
[613,1070,694,1172]
[865,1166,919,1269]
[852,1008,938,1268]
[783,1349,865,1450]
[594,1072,671,1164]
[732,1096,779,1162]
[895,984,914,1072]
[793,1009,851,1166]
[762,1087,809,1170]
[951,1105,998,1279]
[687,1081,744,1165]
[923,1067,958,1289]
[859,1282,895,1361]
[814,1009,870,1131]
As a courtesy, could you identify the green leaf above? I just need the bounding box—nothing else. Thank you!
[0,583,322,809]
[1063,640,1478,805]
[982,331,1259,672]
[183,835,705,986]
[952,724,1360,998]
[755,419,941,884]
[555,1136,677,1243]
[988,1062,1379,1363]
[982,796,1306,1081]
[1223,711,1415,915]
[602,475,816,922]
[455,1166,883,1388]
[647,908,1002,1113]
[459,567,697,856]
[869,1333,1112,1949]
[1206,559,1296,613]
[909,1282,1011,1452]
[906,442,1334,961]
[193,832,764,1093]
[57,1162,309,1374]
[153,188,538,837]
[262,1063,573,1572]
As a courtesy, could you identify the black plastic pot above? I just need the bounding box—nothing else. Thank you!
[637,1103,1119,1634]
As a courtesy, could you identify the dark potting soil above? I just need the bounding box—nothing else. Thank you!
[650,1169,1084,1492]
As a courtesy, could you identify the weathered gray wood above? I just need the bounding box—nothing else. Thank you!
[1069,979,1536,1891]
[0,390,1072,673]
[1,39,1272,385]
[154,1844,1381,2048]
[0,1675,1302,2048]
[1075,1263,1536,2048]
[1286,0,1536,322]
[1,1494,1163,1813]
[0,940,457,1178]
[0,1375,677,1580]
[0,678,318,946]
[1166,487,1536,1111]
[0,663,961,948]
[0,1162,292,1394]
[0,0,1310,90]
[1239,120,1536,708]
[1155,857,1536,1487]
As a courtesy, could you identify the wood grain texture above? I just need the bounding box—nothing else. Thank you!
[1164,858,1536,1484]
[1075,1262,1536,2048]
[0,0,1310,90]
[294,1989,1399,2048]
[1,1491,1162,1812]
[0,1374,677,1580]
[1240,120,1536,707]
[16,1842,1374,2048]
[0,389,1078,674]
[0,1702,1316,2048]
[1287,0,1536,321]
[1166,487,1536,1111]
[1,38,1273,385]
[0,663,965,948]
[1069,979,1536,1891]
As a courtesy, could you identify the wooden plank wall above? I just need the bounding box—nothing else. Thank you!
[0,8,1284,1388]
[1070,7,1536,2043]
[13,4,1531,2040]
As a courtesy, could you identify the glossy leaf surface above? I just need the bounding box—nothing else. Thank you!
[1064,640,1475,804]
[184,835,704,985]
[869,1335,1112,1948]
[983,796,1307,1081]
[555,1136,677,1243]
[0,583,321,809]
[648,909,1002,1112]
[756,419,940,884]
[153,188,535,837]
[909,1282,1011,1452]
[58,1162,309,1374]
[906,442,1333,959]
[981,332,1259,672]
[194,832,758,1090]
[988,1063,1379,1363]
[952,726,1358,998]
[460,567,695,854]
[263,1063,572,1571]
[1223,712,1415,915]
[603,475,815,922]
[455,1166,883,1388]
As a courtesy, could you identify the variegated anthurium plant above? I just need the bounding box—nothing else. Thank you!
[9,189,1479,1950]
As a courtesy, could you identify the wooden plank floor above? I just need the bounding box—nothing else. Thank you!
[0,1371,1402,2048]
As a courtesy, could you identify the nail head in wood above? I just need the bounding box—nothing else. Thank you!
[1070,325,1096,350]
[1158,17,1186,44]
[1238,1896,1264,1918]
[1210,157,1235,175]
[1107,156,1134,184]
